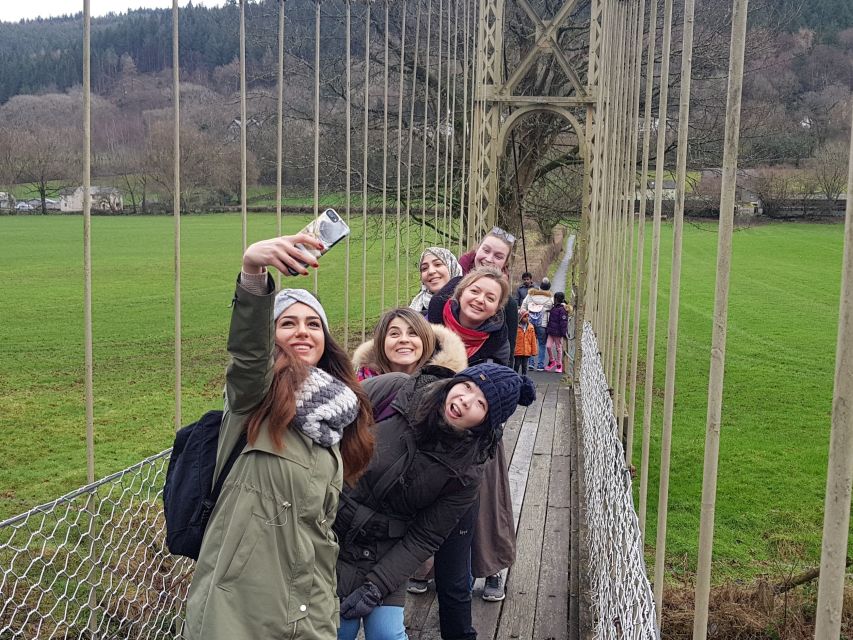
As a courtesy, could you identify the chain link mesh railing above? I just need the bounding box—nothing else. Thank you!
[0,450,189,639]
[579,321,659,640]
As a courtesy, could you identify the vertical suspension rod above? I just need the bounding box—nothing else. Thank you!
[381,0,390,310]
[627,0,660,470]
[276,0,286,288]
[172,0,182,430]
[618,0,647,455]
[653,0,697,621]
[362,0,371,339]
[692,0,750,635]
[395,0,409,307]
[313,0,321,293]
[83,0,94,485]
[344,0,352,347]
[433,0,444,243]
[405,1,423,299]
[240,0,248,252]
[813,97,853,640]
[420,0,433,250]
[639,0,674,536]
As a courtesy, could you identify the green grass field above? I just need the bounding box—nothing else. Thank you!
[0,212,456,519]
[1,215,850,584]
[632,220,851,581]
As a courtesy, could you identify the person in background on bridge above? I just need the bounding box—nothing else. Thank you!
[544,292,570,374]
[184,234,374,640]
[514,309,538,376]
[521,277,553,371]
[335,363,535,640]
[427,266,517,604]
[515,271,535,307]
[410,247,463,316]
[352,307,468,383]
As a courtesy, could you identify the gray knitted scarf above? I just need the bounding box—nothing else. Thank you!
[293,367,359,447]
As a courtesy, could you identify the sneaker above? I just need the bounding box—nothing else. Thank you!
[536,366,545,371]
[544,361,557,371]
[482,573,505,601]
[555,364,563,373]
[407,579,429,594]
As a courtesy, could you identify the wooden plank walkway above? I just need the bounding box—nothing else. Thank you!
[404,381,581,640]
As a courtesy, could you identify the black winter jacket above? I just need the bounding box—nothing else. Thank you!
[334,367,495,607]
[427,276,512,366]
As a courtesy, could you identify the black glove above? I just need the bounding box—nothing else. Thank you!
[340,581,383,620]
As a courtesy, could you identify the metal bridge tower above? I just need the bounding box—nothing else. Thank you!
[466,0,600,245]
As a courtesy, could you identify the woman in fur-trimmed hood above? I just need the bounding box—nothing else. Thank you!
[353,308,468,381]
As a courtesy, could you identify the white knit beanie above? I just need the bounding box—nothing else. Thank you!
[274,289,329,329]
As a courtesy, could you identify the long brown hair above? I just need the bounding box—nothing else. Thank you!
[246,327,374,486]
[372,308,437,374]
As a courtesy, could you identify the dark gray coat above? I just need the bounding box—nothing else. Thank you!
[335,367,497,606]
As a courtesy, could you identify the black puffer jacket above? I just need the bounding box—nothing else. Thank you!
[335,366,496,607]
[427,275,512,366]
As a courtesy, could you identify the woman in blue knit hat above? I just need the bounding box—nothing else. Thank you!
[335,363,535,640]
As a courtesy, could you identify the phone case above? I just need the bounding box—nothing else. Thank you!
[288,209,350,274]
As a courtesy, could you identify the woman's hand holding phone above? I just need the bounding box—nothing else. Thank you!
[242,233,324,277]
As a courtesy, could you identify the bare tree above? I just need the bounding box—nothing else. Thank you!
[806,141,849,210]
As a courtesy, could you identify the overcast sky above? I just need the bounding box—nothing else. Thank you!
[1,1,227,23]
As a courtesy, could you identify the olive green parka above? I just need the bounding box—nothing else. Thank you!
[183,277,343,640]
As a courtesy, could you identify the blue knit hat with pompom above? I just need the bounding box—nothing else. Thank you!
[454,363,536,435]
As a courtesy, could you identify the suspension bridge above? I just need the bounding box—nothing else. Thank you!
[1,0,851,638]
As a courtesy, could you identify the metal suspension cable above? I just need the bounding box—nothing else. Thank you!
[609,1,633,416]
[240,0,248,252]
[618,0,646,451]
[432,0,444,244]
[446,0,459,242]
[395,0,408,306]
[691,0,749,634]
[617,0,643,435]
[382,3,392,303]
[627,0,659,471]
[420,1,432,250]
[639,0,674,536]
[457,0,471,256]
[600,0,622,381]
[362,0,371,340]
[653,0,696,621]
[275,0,285,289]
[813,92,853,640]
[405,1,423,299]
[83,0,94,485]
[441,0,454,239]
[172,0,182,430]
[381,0,390,311]
[313,0,321,293]
[344,0,352,347]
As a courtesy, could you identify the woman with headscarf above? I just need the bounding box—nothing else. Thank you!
[410,247,463,316]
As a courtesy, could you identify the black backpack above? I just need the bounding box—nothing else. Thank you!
[162,410,247,560]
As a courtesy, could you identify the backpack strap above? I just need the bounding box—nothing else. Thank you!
[210,431,248,501]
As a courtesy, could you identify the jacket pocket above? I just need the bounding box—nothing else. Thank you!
[217,514,262,589]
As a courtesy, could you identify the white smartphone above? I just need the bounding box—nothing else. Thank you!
[287,208,351,275]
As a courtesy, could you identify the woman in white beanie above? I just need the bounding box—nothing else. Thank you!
[184,234,375,640]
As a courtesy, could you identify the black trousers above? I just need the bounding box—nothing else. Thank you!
[433,499,480,640]
[513,355,529,376]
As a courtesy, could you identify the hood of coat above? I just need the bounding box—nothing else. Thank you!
[353,324,469,375]
[527,288,553,298]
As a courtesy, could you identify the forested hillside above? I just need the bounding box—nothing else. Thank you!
[0,0,850,220]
